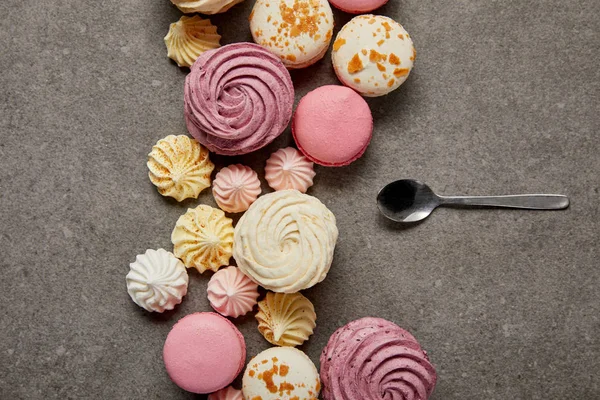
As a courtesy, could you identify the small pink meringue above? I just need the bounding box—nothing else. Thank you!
[208,386,243,400]
[212,164,261,213]
[265,147,316,193]
[207,266,259,318]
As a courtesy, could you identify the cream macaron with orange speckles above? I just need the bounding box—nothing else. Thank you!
[249,0,334,69]
[332,15,416,97]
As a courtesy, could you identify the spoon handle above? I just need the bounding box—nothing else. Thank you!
[438,194,570,210]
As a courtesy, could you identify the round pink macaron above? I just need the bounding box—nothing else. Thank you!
[329,0,388,13]
[292,85,373,167]
[163,312,246,394]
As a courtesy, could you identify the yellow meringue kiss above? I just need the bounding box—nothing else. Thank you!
[171,205,234,273]
[171,0,245,15]
[147,135,214,202]
[164,16,221,68]
[256,292,317,347]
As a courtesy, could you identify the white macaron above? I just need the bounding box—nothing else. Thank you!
[332,15,416,96]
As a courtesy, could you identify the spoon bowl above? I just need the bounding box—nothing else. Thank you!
[377,180,440,223]
[377,179,569,223]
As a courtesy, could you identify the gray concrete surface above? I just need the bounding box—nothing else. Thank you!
[1,0,598,399]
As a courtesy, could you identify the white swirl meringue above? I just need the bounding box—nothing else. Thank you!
[265,147,316,193]
[147,135,214,202]
[212,164,261,213]
[126,249,189,313]
[171,205,234,273]
[256,292,316,347]
[233,190,338,293]
[207,266,259,318]
[208,386,243,400]
[171,0,245,15]
[164,16,221,68]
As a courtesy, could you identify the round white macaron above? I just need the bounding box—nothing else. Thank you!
[242,347,321,399]
[250,0,334,69]
[332,15,416,97]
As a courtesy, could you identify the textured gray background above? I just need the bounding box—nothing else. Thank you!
[0,0,598,399]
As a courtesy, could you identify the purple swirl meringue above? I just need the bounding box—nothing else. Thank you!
[320,317,437,400]
[184,43,294,156]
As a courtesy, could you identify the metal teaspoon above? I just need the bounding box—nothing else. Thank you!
[377,179,570,223]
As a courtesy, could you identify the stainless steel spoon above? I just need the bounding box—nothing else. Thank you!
[377,179,570,223]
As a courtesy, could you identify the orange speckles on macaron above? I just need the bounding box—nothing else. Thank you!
[410,47,417,61]
[333,38,346,51]
[286,54,297,61]
[369,49,387,63]
[354,78,361,83]
[249,10,255,21]
[267,15,272,22]
[376,63,386,72]
[398,33,404,39]
[387,79,395,87]
[382,21,392,31]
[389,53,400,65]
[385,31,390,39]
[377,39,384,46]
[393,68,409,77]
[279,364,289,376]
[255,29,263,37]
[347,53,364,73]
[369,18,376,24]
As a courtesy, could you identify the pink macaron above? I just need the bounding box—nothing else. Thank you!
[163,312,246,394]
[292,85,373,167]
[329,0,389,13]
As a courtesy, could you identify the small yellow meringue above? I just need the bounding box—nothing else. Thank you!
[171,0,245,15]
[164,15,221,68]
[256,292,317,347]
[171,205,234,273]
[147,135,214,202]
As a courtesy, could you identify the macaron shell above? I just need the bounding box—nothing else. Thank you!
[163,312,246,394]
[329,0,389,13]
[293,85,373,166]
[250,0,334,69]
[242,347,320,399]
[332,15,416,97]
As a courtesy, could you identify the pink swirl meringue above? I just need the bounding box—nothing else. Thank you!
[320,317,437,400]
[208,386,243,400]
[265,147,316,193]
[184,43,294,155]
[207,266,259,318]
[212,164,261,213]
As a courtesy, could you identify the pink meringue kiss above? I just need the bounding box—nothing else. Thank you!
[184,43,294,155]
[207,266,259,318]
[265,147,316,193]
[320,317,437,400]
[212,164,261,213]
[208,386,243,400]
